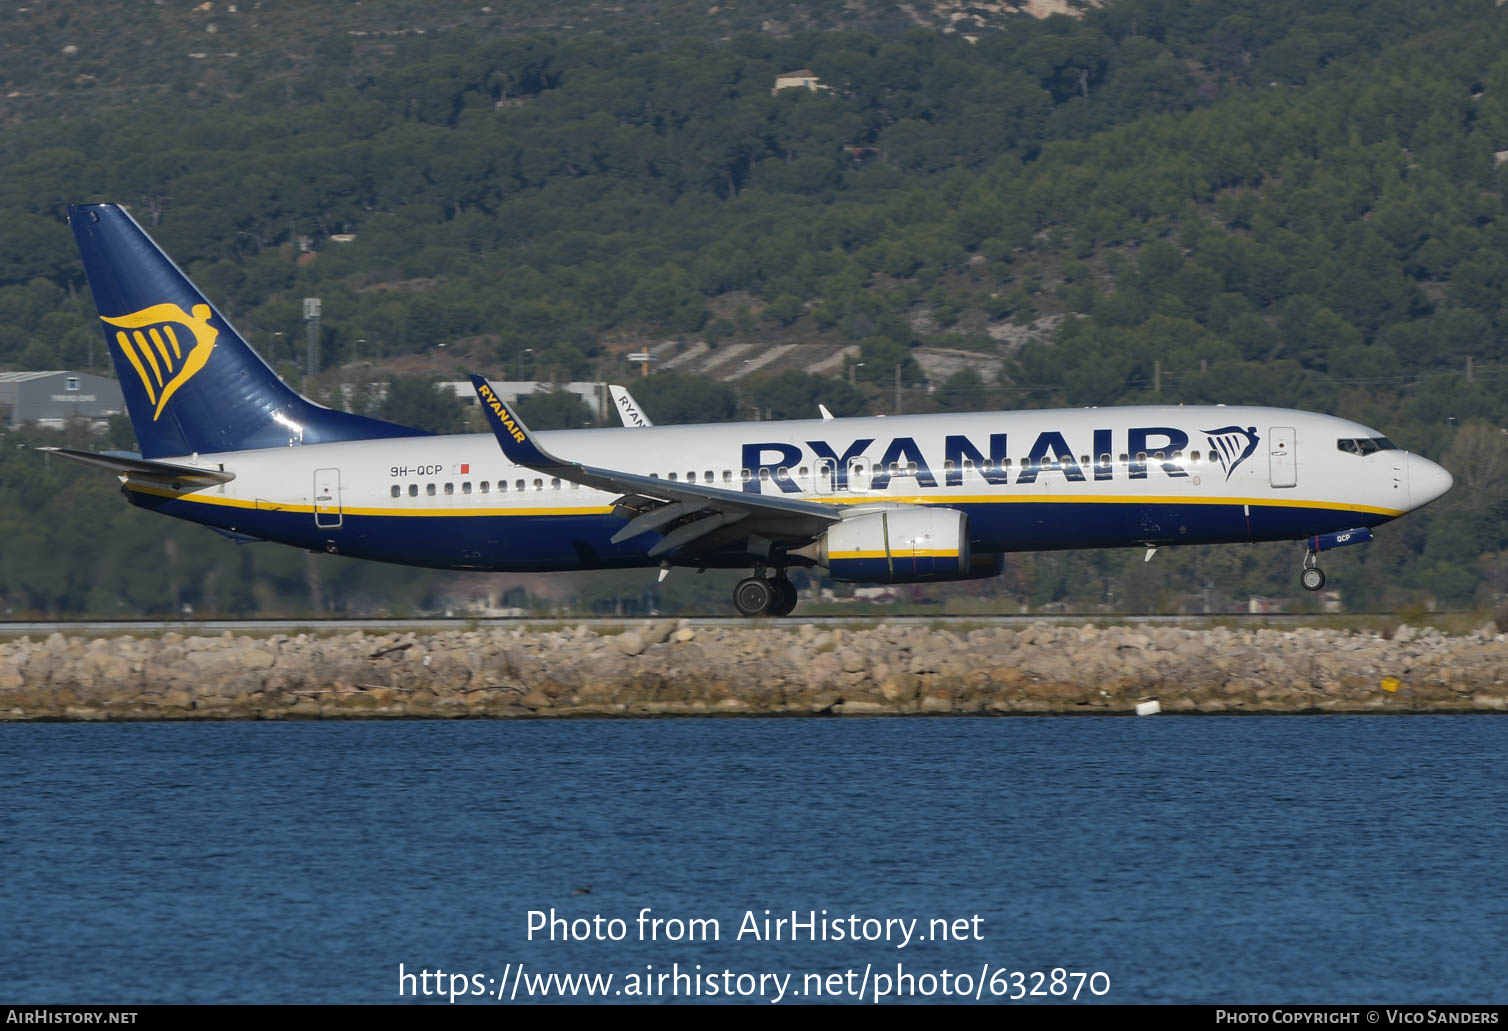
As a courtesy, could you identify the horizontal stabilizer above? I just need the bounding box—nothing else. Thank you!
[38,447,234,488]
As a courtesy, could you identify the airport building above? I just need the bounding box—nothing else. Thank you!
[439,380,611,421]
[0,371,126,429]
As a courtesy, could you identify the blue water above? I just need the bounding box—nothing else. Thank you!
[1,716,1504,1004]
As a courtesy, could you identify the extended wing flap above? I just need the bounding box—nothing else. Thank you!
[470,375,839,551]
[38,447,235,488]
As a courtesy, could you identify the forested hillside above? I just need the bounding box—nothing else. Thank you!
[3,0,1507,617]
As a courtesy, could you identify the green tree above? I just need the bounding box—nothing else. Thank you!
[632,373,740,424]
[377,377,466,433]
[514,387,596,429]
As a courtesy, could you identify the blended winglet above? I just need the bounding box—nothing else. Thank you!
[471,375,561,468]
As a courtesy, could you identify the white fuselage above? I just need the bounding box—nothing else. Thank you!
[123,405,1449,573]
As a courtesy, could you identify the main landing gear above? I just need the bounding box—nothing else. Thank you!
[1300,550,1326,592]
[733,568,799,617]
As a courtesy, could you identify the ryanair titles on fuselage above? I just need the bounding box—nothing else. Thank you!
[739,424,1261,493]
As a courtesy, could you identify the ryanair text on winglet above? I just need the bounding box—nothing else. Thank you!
[478,383,527,443]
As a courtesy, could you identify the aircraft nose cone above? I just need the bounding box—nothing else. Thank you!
[1407,454,1453,509]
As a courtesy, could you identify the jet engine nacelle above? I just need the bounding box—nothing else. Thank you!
[794,508,1003,583]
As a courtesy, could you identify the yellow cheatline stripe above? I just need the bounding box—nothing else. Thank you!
[115,330,157,404]
[828,493,1404,518]
[831,549,959,560]
[124,482,1403,520]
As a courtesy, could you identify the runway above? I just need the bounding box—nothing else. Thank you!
[0,612,1414,636]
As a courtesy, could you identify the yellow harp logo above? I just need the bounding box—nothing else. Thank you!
[100,303,218,421]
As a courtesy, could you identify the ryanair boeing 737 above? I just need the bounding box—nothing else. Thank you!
[47,203,1453,616]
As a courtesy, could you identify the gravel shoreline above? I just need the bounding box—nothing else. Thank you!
[4,620,1507,720]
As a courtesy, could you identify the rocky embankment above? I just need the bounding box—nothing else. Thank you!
[2,622,1506,720]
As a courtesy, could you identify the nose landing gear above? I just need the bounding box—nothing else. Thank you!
[732,569,799,616]
[1300,552,1326,592]
[1297,527,1376,592]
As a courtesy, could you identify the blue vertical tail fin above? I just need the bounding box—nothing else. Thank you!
[70,203,427,458]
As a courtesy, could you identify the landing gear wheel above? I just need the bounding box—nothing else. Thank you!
[1301,567,1326,592]
[769,577,799,617]
[733,577,775,616]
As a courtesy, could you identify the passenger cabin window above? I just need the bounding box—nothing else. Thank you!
[532,478,543,490]
[515,479,525,491]
[551,478,561,490]
[390,485,401,498]
[426,484,436,496]
[444,483,454,495]
[479,481,489,494]
[408,484,418,497]
[462,482,472,495]
[722,471,733,483]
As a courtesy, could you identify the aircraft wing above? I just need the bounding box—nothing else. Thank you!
[608,384,654,427]
[38,447,235,489]
[471,376,838,558]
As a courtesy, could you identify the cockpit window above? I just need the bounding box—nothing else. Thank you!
[1338,437,1397,456]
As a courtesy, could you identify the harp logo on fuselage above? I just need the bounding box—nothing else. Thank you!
[100,302,218,421]
[1203,425,1260,481]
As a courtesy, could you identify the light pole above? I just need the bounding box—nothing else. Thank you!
[849,361,865,385]
[303,297,321,379]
